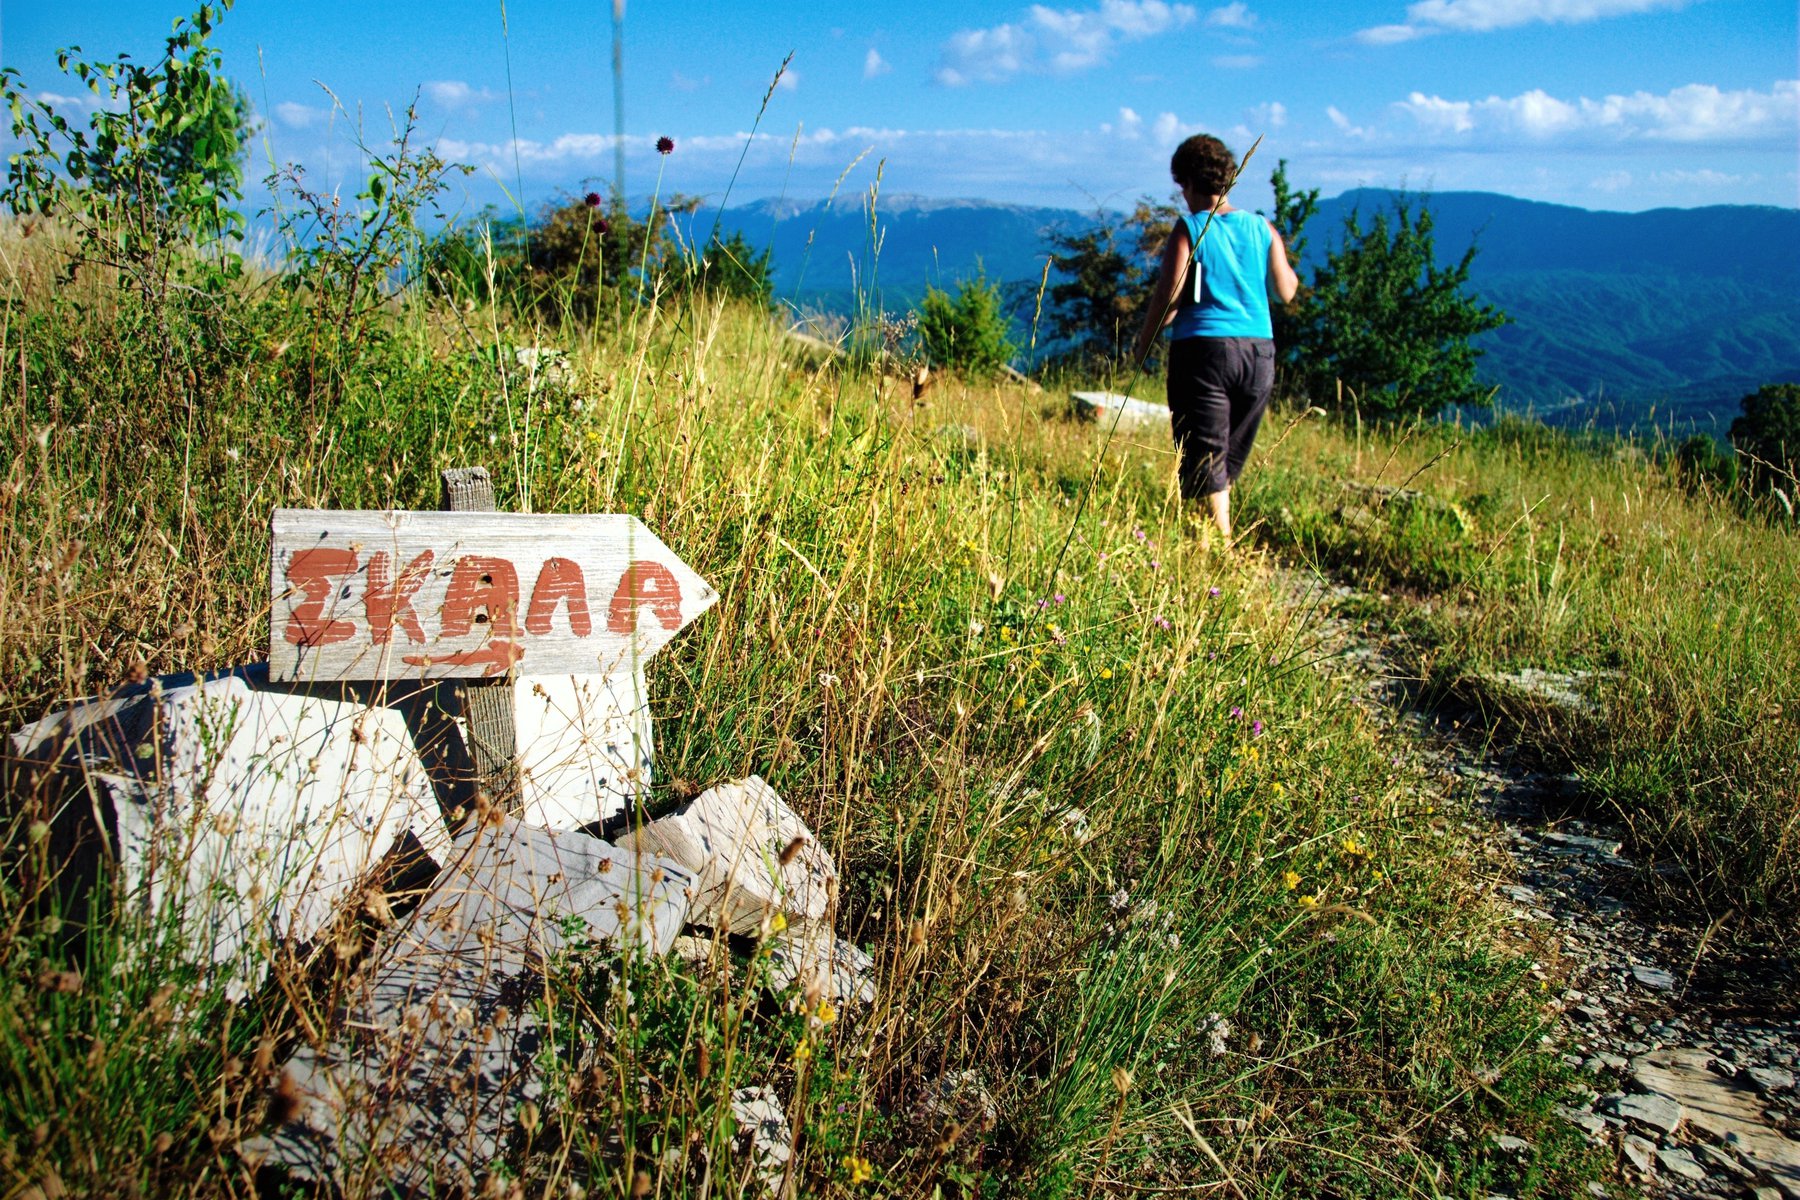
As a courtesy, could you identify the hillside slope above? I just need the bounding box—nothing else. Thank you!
[695,191,1800,427]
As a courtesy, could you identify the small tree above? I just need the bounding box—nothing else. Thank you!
[1266,160,1319,376]
[1729,383,1800,496]
[1042,197,1179,366]
[1673,433,1739,494]
[672,230,775,309]
[916,270,1018,376]
[1286,192,1507,418]
[1,0,252,277]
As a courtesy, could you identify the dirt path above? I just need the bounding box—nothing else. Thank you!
[1275,564,1800,1200]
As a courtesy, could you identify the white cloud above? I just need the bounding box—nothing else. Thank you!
[423,80,500,108]
[1358,0,1693,43]
[1590,169,1634,191]
[1650,167,1747,186]
[671,70,710,92]
[1212,53,1263,68]
[1393,80,1799,144]
[1102,106,1146,138]
[775,69,800,91]
[1246,100,1287,129]
[275,101,324,129]
[937,0,1197,85]
[1204,2,1258,28]
[1326,105,1369,137]
[1355,23,1423,43]
[863,48,891,79]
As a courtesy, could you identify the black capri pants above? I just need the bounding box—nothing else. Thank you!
[1167,336,1275,499]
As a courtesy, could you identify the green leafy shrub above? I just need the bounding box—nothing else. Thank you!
[916,269,1018,375]
[1729,381,1800,499]
[1286,192,1508,419]
[1,0,250,275]
[670,229,775,309]
[1672,432,1738,494]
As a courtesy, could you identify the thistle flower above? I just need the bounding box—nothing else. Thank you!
[656,135,675,154]
[585,191,603,208]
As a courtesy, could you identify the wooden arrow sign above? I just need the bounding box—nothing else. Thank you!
[268,510,717,683]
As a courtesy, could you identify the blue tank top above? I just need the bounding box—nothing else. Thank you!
[1170,209,1274,340]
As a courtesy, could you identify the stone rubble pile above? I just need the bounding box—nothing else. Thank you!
[12,660,872,1194]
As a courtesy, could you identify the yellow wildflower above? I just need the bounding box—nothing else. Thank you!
[1099,666,1113,679]
[1297,893,1321,909]
[768,912,788,934]
[1340,835,1367,859]
[1012,695,1026,710]
[792,1039,812,1065]
[843,1155,874,1185]
[816,999,837,1026]
[1282,870,1301,891]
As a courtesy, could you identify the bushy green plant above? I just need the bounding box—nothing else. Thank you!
[1287,193,1508,419]
[1042,198,1177,367]
[1,0,250,277]
[1673,432,1738,494]
[915,269,1017,375]
[670,230,775,309]
[1728,382,1800,497]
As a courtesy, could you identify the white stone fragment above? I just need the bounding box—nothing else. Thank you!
[767,920,876,1009]
[730,1086,791,1200]
[1070,391,1171,436]
[513,671,651,829]
[136,673,445,995]
[618,776,836,935]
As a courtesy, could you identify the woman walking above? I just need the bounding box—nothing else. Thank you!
[1130,134,1299,541]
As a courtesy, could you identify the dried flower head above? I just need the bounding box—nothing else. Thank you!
[584,191,603,208]
[656,135,675,154]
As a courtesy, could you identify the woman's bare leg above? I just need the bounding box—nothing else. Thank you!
[1204,488,1232,538]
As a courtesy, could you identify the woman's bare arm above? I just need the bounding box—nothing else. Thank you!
[1130,222,1191,364]
[1267,223,1299,304]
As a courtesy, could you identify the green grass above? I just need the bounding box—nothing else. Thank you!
[0,218,1616,1198]
[1243,409,1800,934]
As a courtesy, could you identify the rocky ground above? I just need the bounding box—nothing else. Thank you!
[1279,567,1800,1200]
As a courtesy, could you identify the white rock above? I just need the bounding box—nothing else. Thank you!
[125,672,445,995]
[730,1086,791,1199]
[618,776,835,935]
[1611,1091,1684,1135]
[1656,1146,1706,1181]
[512,671,651,829]
[767,921,876,1009]
[1070,391,1171,436]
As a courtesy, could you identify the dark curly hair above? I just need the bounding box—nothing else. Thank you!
[1169,134,1238,197]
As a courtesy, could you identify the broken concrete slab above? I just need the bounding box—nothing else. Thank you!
[13,669,454,998]
[243,816,692,1193]
[618,776,836,936]
[766,920,876,1009]
[730,1086,792,1200]
[511,671,652,829]
[1070,391,1171,437]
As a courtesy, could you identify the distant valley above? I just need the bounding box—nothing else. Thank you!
[676,190,1800,432]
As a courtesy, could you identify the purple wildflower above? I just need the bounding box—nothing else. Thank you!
[1253,720,1265,736]
[1230,706,1243,719]
[1133,528,1147,542]
[1054,593,1066,605]
[656,135,675,154]
[1037,598,1049,610]
[584,191,603,208]
[1209,586,1221,597]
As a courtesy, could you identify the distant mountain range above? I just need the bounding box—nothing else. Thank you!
[674,190,1800,432]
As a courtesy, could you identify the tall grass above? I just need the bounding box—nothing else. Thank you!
[1244,411,1800,932]
[0,212,1608,1197]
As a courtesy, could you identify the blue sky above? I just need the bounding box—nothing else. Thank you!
[4,0,1795,220]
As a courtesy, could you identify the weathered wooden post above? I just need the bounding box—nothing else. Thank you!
[438,466,519,806]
